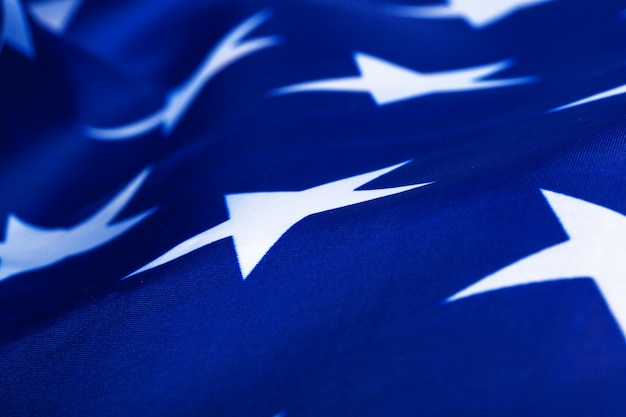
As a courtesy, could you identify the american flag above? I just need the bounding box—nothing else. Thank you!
[1,0,626,415]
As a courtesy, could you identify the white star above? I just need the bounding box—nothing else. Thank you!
[384,0,553,28]
[84,9,281,141]
[448,190,626,341]
[128,161,431,280]
[272,52,535,106]
[0,169,155,280]
[550,83,626,112]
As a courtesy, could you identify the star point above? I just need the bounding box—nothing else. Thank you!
[1,0,35,58]
[0,169,155,281]
[28,0,84,34]
[549,84,626,112]
[447,189,626,341]
[1,0,84,58]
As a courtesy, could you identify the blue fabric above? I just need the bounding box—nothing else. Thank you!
[1,0,626,415]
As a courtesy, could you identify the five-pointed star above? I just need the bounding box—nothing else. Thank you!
[0,169,155,280]
[384,0,553,28]
[1,0,83,58]
[128,161,431,280]
[550,83,626,112]
[84,9,281,141]
[272,52,535,106]
[448,190,626,341]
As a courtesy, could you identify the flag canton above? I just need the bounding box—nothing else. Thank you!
[1,0,626,416]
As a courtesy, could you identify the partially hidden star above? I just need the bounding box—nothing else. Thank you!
[0,169,156,280]
[128,161,432,280]
[84,9,281,141]
[384,0,553,28]
[272,52,535,106]
[448,190,626,341]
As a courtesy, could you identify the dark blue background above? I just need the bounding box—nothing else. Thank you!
[1,0,626,415]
